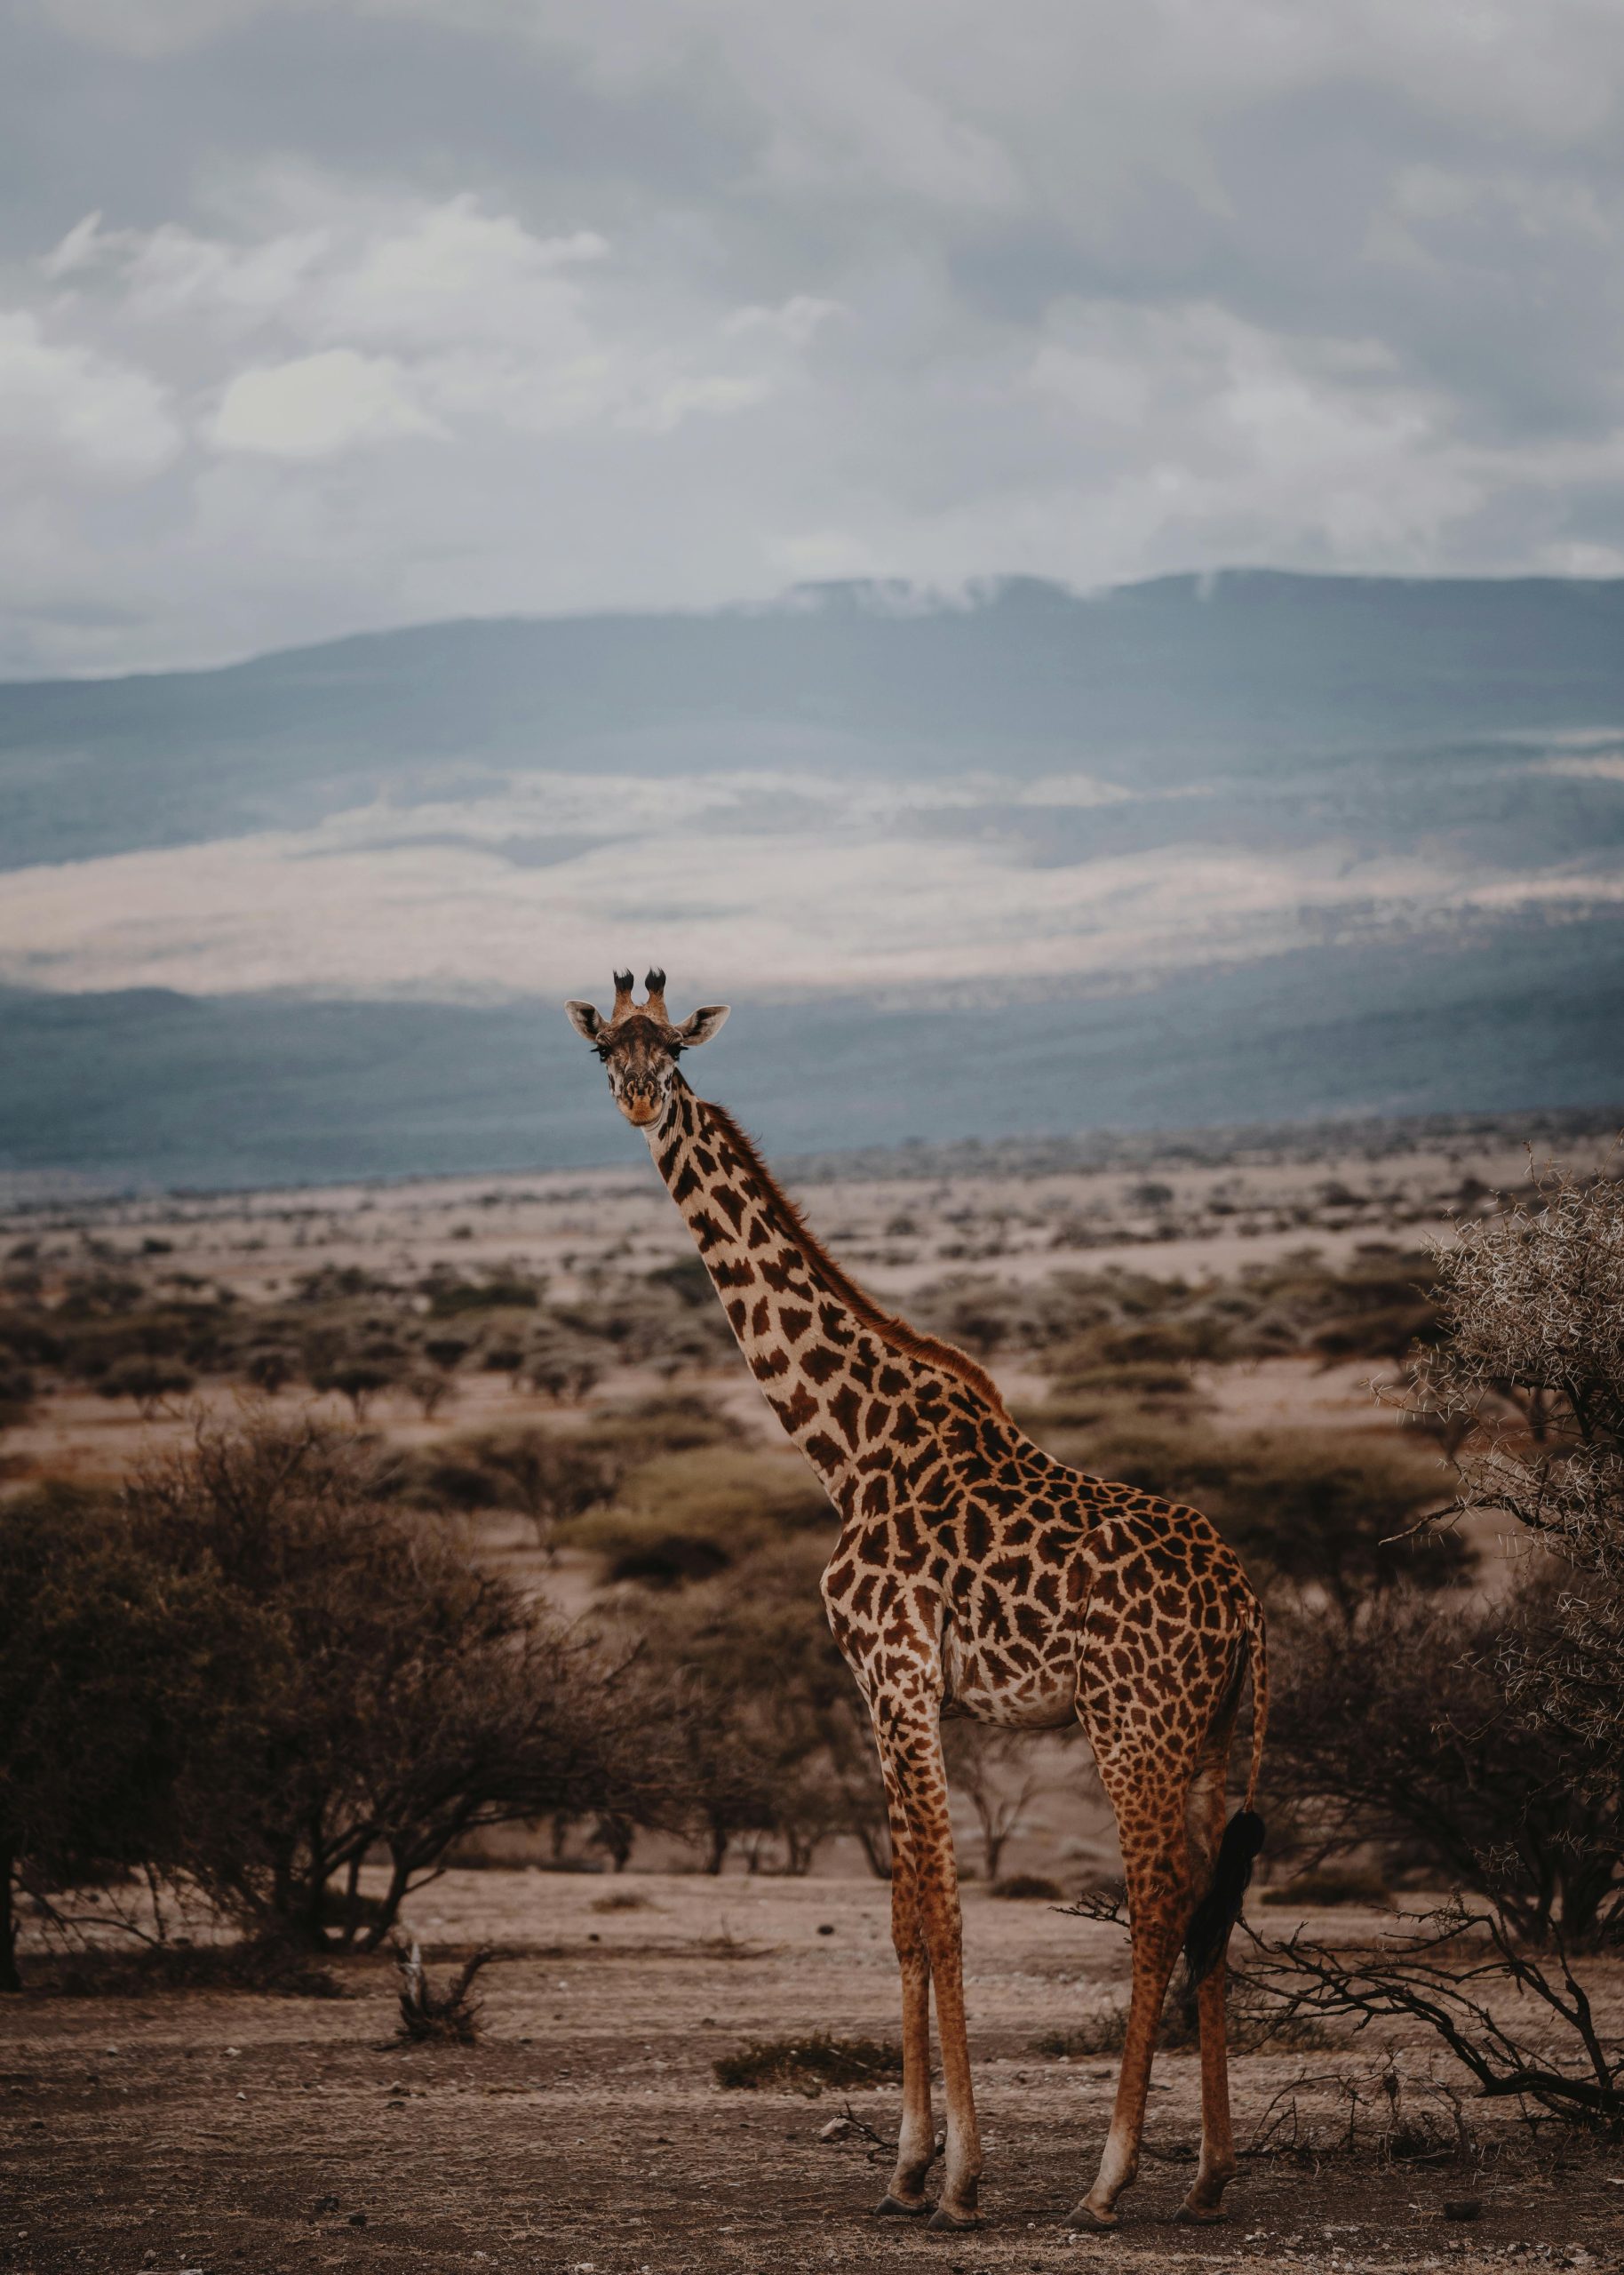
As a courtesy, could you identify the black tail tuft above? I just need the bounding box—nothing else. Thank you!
[1183,1808,1265,1984]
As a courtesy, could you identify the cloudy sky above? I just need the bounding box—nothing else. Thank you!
[4,0,1624,678]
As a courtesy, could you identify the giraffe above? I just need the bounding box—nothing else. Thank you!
[565,971,1268,2233]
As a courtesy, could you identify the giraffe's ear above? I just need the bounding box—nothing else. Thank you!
[565,1000,604,1042]
[676,1003,730,1048]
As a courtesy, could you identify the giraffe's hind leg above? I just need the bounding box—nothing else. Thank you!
[1174,1729,1241,2224]
[1064,1756,1190,2230]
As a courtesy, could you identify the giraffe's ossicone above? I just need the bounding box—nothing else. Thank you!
[567,972,1268,2233]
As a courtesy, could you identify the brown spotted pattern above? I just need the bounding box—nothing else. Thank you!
[569,982,1267,2235]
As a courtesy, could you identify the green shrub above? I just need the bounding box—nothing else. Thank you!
[427,1278,541,1317]
[96,1355,195,1415]
[1034,1986,1336,2059]
[562,1446,831,1577]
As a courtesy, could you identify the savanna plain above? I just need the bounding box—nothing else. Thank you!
[4,1111,1623,2275]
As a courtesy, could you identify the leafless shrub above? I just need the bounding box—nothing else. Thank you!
[394,1938,495,2044]
[1236,1900,1624,2131]
[1243,2061,1481,2167]
[1033,1976,1335,2059]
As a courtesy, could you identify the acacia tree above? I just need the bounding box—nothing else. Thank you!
[1420,1160,1624,1771]
[640,1539,888,1876]
[943,1721,1056,1882]
[0,1487,254,1990]
[125,1418,670,1950]
[468,1429,616,1558]
[1244,1159,1624,2131]
[1268,1577,1621,1942]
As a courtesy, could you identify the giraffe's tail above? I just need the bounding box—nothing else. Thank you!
[1183,1607,1269,1984]
[1241,1601,1268,1815]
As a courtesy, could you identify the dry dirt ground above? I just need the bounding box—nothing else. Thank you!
[4,1872,1622,2275]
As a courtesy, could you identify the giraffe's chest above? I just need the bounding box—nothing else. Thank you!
[940,1598,1081,1729]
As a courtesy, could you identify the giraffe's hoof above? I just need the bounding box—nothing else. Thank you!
[873,2194,933,2219]
[1063,2202,1120,2232]
[1173,2204,1228,2227]
[927,2206,983,2233]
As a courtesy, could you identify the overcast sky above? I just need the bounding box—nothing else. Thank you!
[4,0,1624,677]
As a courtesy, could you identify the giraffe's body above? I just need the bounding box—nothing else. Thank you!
[567,975,1268,2232]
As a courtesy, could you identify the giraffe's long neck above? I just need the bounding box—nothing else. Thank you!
[646,1082,1004,1505]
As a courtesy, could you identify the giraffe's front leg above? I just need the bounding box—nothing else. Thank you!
[873,1808,936,2217]
[877,1702,983,2231]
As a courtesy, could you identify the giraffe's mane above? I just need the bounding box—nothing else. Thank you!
[694,1093,1011,1419]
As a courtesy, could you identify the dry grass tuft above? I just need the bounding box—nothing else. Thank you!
[990,1873,1066,1901]
[394,1940,496,2045]
[714,2032,903,2093]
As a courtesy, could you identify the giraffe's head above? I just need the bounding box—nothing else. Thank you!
[565,969,731,1128]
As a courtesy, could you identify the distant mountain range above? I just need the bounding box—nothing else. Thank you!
[3,571,1621,1191]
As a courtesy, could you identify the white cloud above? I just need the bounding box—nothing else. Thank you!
[4,0,1624,670]
[210,347,442,457]
[0,310,180,488]
[1026,302,1478,560]
[322,197,609,347]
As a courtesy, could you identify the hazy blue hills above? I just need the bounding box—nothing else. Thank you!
[5,570,1624,869]
[4,570,1622,1191]
[4,920,1621,1193]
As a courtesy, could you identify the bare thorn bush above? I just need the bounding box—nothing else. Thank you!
[393,1938,495,2045]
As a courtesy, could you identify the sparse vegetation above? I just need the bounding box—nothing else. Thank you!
[945,1722,1063,1882]
[640,1537,888,1875]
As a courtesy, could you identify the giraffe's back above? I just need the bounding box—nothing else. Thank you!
[823,1398,1261,1743]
